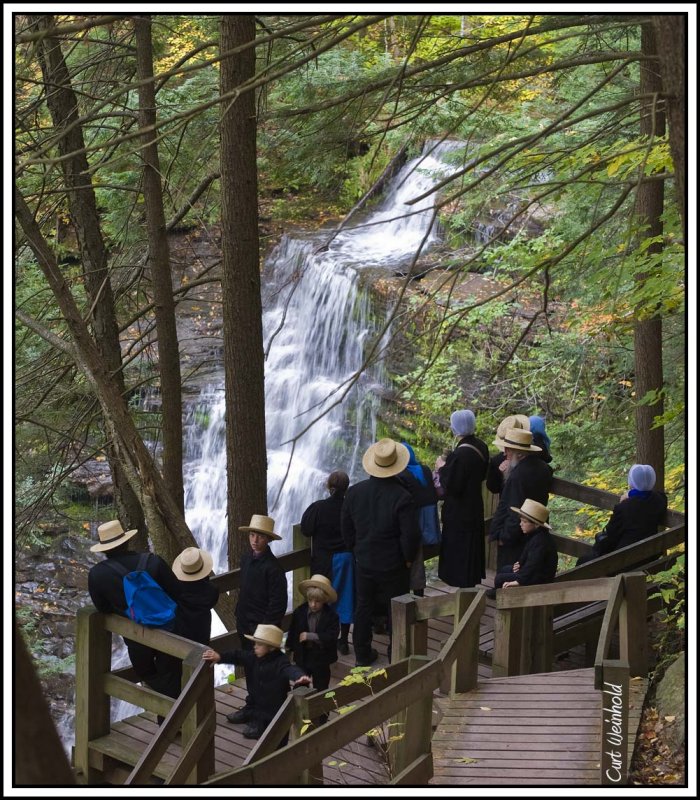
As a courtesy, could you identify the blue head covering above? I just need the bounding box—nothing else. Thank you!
[450,409,475,437]
[402,442,427,485]
[529,416,551,449]
[628,464,656,492]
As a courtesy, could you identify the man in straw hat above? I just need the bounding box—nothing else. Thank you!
[172,547,219,645]
[485,414,530,495]
[287,574,340,699]
[88,519,183,698]
[203,624,311,740]
[342,438,421,666]
[488,428,553,571]
[228,514,287,725]
[491,499,558,593]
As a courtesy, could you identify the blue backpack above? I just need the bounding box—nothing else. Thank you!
[106,553,177,628]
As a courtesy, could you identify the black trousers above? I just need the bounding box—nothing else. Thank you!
[353,565,409,662]
[125,637,181,699]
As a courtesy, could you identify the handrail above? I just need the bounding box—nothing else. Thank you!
[593,574,625,682]
[126,657,212,785]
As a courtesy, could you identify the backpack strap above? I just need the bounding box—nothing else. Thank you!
[136,552,151,572]
[457,442,487,463]
[104,558,129,578]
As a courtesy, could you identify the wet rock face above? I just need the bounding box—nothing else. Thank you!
[654,654,685,751]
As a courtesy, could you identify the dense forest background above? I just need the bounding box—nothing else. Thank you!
[10,12,689,784]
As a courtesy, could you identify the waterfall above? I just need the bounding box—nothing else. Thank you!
[185,140,464,572]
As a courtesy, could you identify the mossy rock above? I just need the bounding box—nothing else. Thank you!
[654,653,685,751]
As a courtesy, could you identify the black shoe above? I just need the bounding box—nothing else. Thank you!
[338,638,349,655]
[227,707,252,724]
[355,648,378,667]
[486,588,497,599]
[242,723,264,740]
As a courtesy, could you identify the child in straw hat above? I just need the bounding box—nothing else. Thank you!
[172,547,219,645]
[203,624,311,740]
[287,574,340,697]
[492,499,558,592]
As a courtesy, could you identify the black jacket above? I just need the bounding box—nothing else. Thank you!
[598,491,668,554]
[509,526,558,586]
[398,465,438,509]
[175,579,220,645]
[300,491,349,578]
[88,550,182,615]
[488,455,553,562]
[342,476,421,572]
[286,602,339,672]
[217,648,306,723]
[235,548,288,636]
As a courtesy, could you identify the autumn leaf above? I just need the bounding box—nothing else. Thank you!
[480,706,491,711]
[457,757,478,764]
[664,716,676,723]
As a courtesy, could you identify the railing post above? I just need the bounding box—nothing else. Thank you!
[390,594,417,663]
[620,573,648,677]
[450,590,480,696]
[599,660,629,786]
[180,648,215,784]
[390,656,434,783]
[492,606,522,677]
[290,687,322,785]
[74,607,112,784]
[292,523,310,602]
[530,605,553,673]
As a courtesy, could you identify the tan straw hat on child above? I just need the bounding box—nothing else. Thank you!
[244,624,284,649]
[298,574,338,604]
[493,427,542,453]
[90,520,138,552]
[238,514,282,541]
[172,547,214,581]
[362,438,410,478]
[509,498,551,529]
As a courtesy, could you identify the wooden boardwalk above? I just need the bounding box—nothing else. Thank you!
[91,575,600,786]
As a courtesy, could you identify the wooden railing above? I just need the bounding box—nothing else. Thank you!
[202,588,486,786]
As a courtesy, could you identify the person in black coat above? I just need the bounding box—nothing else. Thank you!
[436,410,489,588]
[172,547,219,645]
[301,471,354,654]
[342,438,421,667]
[577,464,668,565]
[485,415,530,495]
[488,428,553,570]
[493,499,558,590]
[88,520,183,699]
[229,514,288,724]
[286,574,339,698]
[203,624,311,739]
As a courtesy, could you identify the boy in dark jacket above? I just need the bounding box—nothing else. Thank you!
[493,499,558,591]
[172,547,219,645]
[203,624,311,739]
[286,574,340,695]
[230,514,288,724]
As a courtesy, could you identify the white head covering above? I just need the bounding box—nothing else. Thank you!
[450,409,475,437]
[628,464,656,492]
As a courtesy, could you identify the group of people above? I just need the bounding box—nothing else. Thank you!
[87,410,668,743]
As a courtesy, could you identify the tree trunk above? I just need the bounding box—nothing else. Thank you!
[15,191,194,565]
[134,13,185,513]
[14,618,76,785]
[30,13,147,548]
[652,14,686,234]
[220,15,268,572]
[634,22,665,489]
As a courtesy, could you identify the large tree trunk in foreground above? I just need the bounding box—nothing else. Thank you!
[30,13,147,547]
[220,15,268,572]
[633,22,666,489]
[134,13,185,513]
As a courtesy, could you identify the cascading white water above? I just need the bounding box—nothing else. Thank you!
[184,141,464,571]
[60,141,463,752]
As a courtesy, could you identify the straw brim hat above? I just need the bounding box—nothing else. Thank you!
[510,499,551,529]
[238,514,282,541]
[172,547,214,581]
[362,438,410,478]
[299,574,338,605]
[90,520,138,552]
[493,427,541,453]
[495,414,530,440]
[244,624,284,649]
